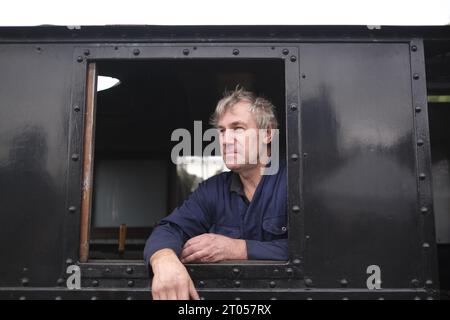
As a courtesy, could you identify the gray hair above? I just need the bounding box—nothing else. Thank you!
[210,87,278,129]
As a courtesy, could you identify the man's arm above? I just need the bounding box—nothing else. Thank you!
[180,235,288,263]
[143,179,214,300]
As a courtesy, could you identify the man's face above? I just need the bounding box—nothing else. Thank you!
[217,101,268,172]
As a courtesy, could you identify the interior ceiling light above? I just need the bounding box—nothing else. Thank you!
[97,76,121,92]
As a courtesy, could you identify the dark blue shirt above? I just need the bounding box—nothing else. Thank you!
[143,161,288,263]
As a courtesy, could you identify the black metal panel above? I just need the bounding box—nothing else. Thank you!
[0,44,75,286]
[299,42,437,293]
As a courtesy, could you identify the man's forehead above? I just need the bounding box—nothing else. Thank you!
[217,101,255,126]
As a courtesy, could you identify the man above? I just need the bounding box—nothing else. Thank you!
[144,88,287,300]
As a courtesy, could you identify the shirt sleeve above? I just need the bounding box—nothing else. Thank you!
[245,238,289,260]
[143,180,214,265]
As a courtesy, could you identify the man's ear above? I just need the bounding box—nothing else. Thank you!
[262,127,273,145]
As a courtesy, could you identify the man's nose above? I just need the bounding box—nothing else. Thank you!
[223,129,235,144]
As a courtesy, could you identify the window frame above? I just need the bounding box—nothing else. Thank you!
[66,44,303,288]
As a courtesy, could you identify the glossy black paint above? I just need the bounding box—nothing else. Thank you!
[300,42,437,289]
[0,26,442,299]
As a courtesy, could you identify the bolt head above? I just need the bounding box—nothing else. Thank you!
[232,49,239,56]
[182,48,190,56]
[290,55,297,62]
[133,48,140,56]
[411,45,418,52]
[282,49,289,55]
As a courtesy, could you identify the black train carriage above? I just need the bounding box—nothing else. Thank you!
[0,25,449,300]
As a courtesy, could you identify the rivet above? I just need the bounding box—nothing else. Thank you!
[426,296,433,300]
[282,49,289,55]
[411,279,420,287]
[200,297,205,300]
[91,296,97,300]
[19,296,26,300]
[342,297,349,300]
[83,49,90,56]
[301,74,306,79]
[411,45,418,52]
[290,55,297,62]
[73,105,80,112]
[127,280,134,287]
[340,279,348,287]
[290,103,297,111]
[270,297,277,300]
[23,267,28,272]
[133,48,140,56]
[422,243,430,249]
[291,154,299,161]
[36,46,42,52]
[76,56,83,63]
[417,139,424,146]
[182,48,190,56]
[232,49,239,56]
[303,153,308,158]
[65,258,73,265]
[126,267,134,275]
[425,280,433,287]
[71,154,79,161]
[198,280,206,288]
[57,278,65,286]
[292,205,300,213]
[414,296,421,300]
[68,206,76,214]
[281,226,287,232]
[305,278,313,287]
[126,296,133,301]
[55,296,62,300]
[273,269,279,276]
[235,297,241,300]
[269,281,276,288]
[413,73,420,80]
[21,278,29,286]
[114,46,119,50]
[378,297,385,300]
[92,280,99,287]
[286,268,293,275]
[415,106,422,113]
[105,268,111,273]
[307,297,313,300]
[420,206,428,214]
[293,259,301,265]
[234,280,241,288]
[419,173,426,180]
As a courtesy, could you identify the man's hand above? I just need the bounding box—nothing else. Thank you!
[150,249,200,300]
[180,233,247,263]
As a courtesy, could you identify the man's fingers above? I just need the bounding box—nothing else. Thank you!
[177,283,190,300]
[182,250,208,263]
[167,289,178,300]
[189,280,200,300]
[181,243,200,260]
[183,236,204,249]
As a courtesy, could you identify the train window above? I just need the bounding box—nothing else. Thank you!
[79,58,286,262]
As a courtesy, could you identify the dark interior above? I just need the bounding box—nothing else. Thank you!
[425,40,450,298]
[88,59,286,260]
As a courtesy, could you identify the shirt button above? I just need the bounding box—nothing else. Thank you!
[281,226,287,232]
